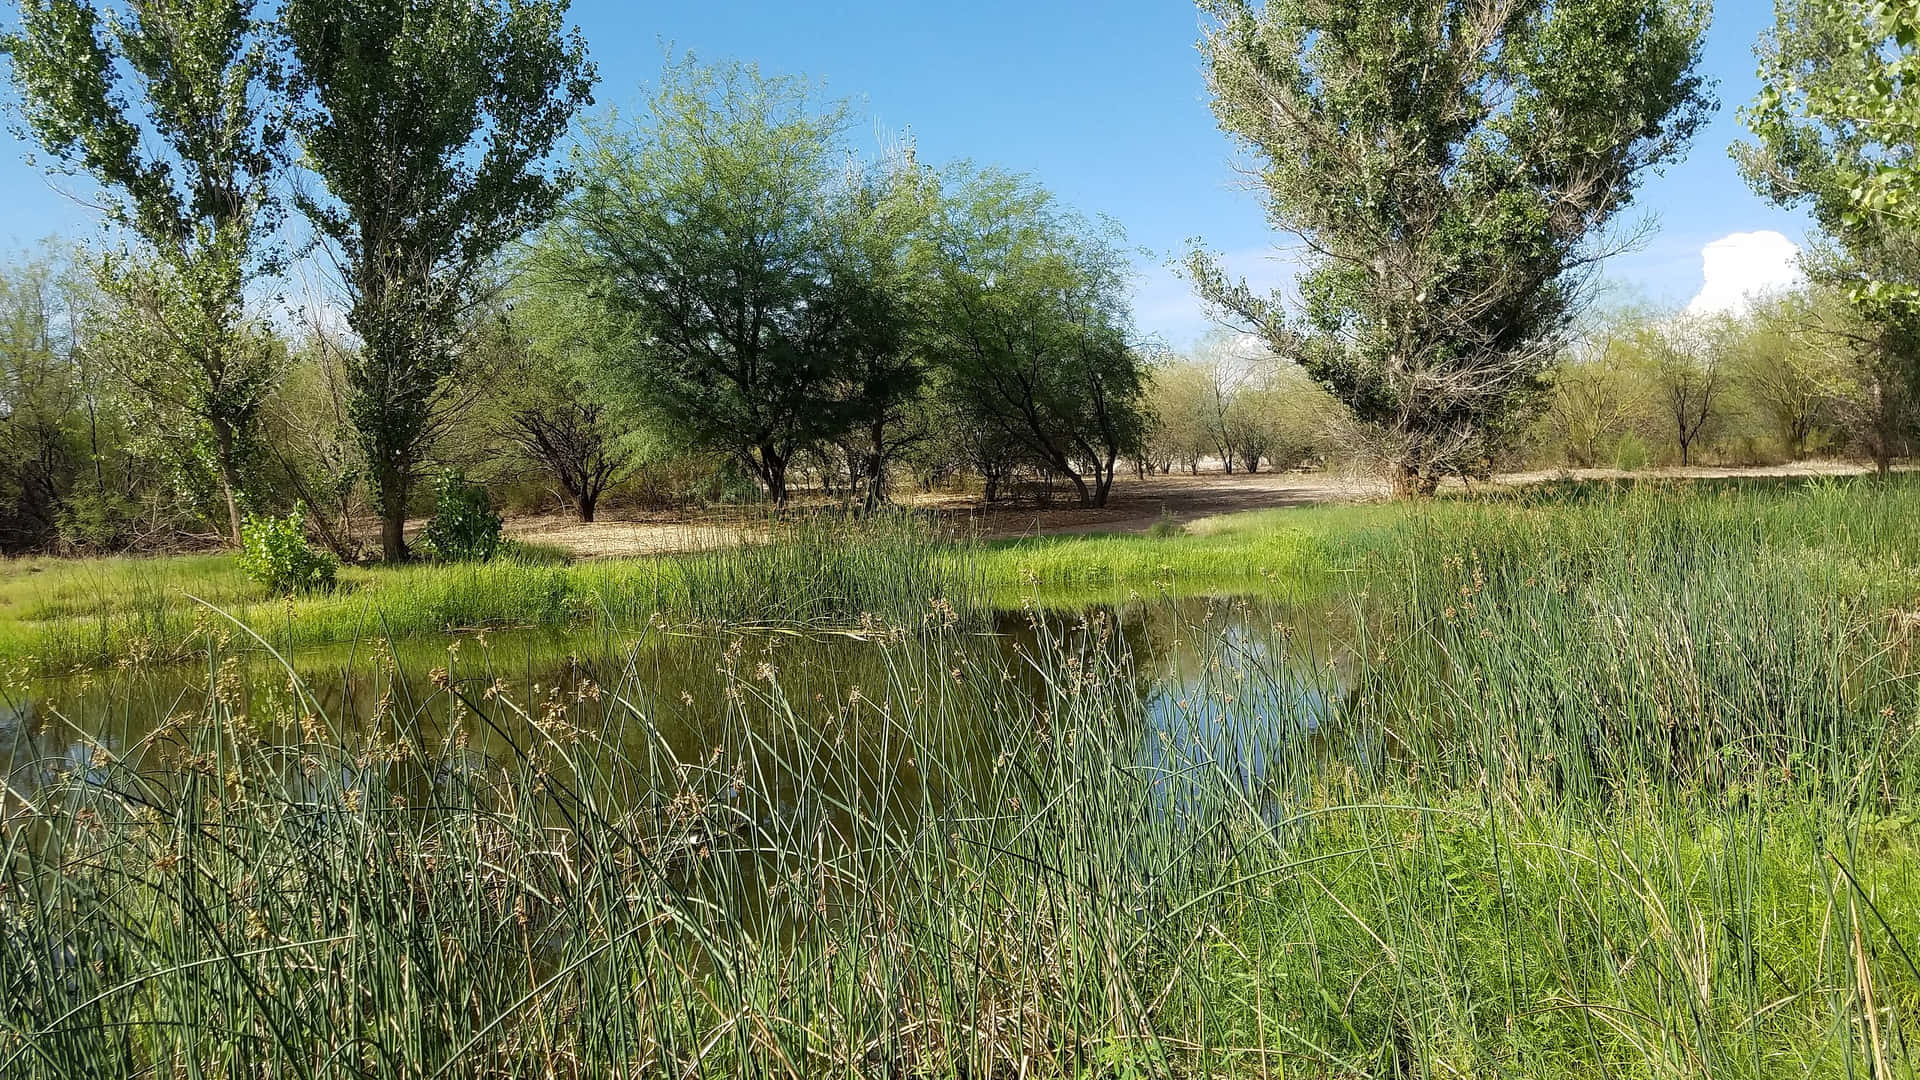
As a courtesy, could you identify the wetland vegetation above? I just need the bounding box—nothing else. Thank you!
[2,0,1919,1074]
[5,478,1920,1077]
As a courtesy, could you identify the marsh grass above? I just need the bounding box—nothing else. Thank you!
[3,479,1920,1077]
[0,511,986,670]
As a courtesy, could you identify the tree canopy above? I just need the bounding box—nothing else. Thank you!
[283,0,595,559]
[1192,0,1712,493]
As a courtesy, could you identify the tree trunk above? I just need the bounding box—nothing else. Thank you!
[1393,462,1441,498]
[1066,469,1092,508]
[378,469,409,562]
[577,490,598,523]
[212,423,245,547]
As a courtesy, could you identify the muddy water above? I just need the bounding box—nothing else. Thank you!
[1,596,1356,834]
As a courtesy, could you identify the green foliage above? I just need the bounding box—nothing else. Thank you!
[420,470,503,563]
[1,0,289,543]
[239,505,337,595]
[1740,0,1920,463]
[922,168,1149,507]
[1192,0,1713,492]
[541,58,898,507]
[1743,0,1920,309]
[1612,431,1651,471]
[282,0,596,560]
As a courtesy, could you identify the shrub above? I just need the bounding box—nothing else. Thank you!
[422,470,504,562]
[240,506,338,595]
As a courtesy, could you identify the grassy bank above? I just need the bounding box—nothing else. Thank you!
[5,477,1919,1076]
[0,513,984,671]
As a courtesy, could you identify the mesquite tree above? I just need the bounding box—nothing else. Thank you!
[3,0,286,543]
[283,0,594,560]
[1191,0,1711,495]
[543,60,899,508]
[925,170,1147,509]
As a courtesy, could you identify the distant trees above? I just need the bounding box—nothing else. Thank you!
[1524,287,1919,471]
[283,0,595,560]
[1191,0,1713,495]
[1541,316,1645,469]
[1142,334,1334,476]
[3,0,289,544]
[1639,321,1724,468]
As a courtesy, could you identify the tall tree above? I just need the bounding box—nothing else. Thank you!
[925,170,1147,509]
[1740,0,1920,464]
[283,0,594,560]
[542,59,895,508]
[1191,0,1712,495]
[3,0,287,543]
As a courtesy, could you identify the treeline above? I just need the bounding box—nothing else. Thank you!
[1532,289,1914,472]
[0,1,1154,558]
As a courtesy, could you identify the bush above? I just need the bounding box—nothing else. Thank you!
[240,507,338,595]
[421,470,504,562]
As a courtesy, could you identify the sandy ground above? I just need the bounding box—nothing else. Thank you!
[501,459,1889,561]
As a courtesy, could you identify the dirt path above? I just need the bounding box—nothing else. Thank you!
[504,460,1889,560]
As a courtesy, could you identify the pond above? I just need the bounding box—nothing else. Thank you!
[1,595,1359,839]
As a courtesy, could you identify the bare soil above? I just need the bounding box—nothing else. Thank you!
[502,460,1889,561]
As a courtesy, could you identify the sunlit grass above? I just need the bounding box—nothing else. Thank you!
[5,476,1920,1075]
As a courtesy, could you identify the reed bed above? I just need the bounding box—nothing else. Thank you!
[2,479,1918,1077]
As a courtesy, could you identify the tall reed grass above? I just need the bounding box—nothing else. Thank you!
[3,480,1917,1077]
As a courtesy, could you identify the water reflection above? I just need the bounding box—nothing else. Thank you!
[2,596,1355,831]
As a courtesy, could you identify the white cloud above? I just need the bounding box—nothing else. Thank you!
[1686,231,1804,316]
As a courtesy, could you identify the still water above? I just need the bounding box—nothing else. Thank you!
[1,596,1358,829]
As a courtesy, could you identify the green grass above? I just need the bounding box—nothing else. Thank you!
[5,476,1920,1076]
[0,512,984,670]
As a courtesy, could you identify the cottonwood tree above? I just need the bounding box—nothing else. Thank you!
[1744,0,1920,309]
[544,60,885,508]
[283,0,595,560]
[924,170,1147,508]
[4,0,287,543]
[1191,0,1712,495]
[1740,0,1920,463]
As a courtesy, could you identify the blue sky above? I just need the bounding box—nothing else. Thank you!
[0,0,1809,346]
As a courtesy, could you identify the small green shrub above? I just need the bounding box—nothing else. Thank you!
[422,470,504,562]
[239,507,338,595]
